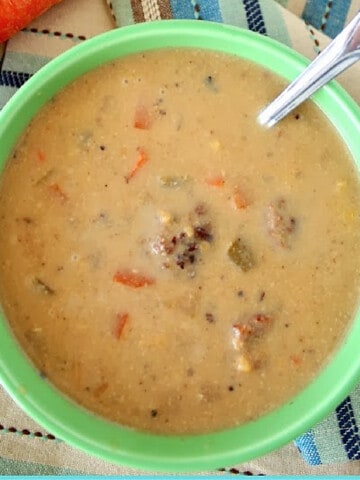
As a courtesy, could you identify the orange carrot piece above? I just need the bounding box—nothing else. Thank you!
[114,313,129,339]
[36,150,46,163]
[125,148,148,183]
[232,190,249,209]
[113,270,155,288]
[205,175,225,187]
[48,183,67,202]
[134,105,152,130]
[0,0,63,42]
[290,355,302,366]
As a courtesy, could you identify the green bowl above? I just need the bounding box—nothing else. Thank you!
[0,20,359,473]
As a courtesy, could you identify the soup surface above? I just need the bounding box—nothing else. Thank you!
[0,49,360,434]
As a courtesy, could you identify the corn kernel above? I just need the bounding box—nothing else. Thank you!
[210,139,221,151]
[236,354,253,373]
[158,210,172,224]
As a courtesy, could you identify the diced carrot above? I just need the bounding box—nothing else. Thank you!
[125,147,149,183]
[114,313,129,339]
[113,270,155,288]
[205,175,225,187]
[0,0,63,42]
[232,190,249,209]
[36,150,46,163]
[48,183,67,202]
[134,105,152,130]
[290,355,302,366]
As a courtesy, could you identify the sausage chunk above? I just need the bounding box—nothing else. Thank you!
[265,198,296,249]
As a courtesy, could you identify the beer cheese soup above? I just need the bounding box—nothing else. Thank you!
[0,49,360,435]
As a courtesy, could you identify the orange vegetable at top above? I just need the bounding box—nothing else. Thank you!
[0,0,63,43]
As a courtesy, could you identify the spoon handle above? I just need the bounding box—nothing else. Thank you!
[258,11,360,128]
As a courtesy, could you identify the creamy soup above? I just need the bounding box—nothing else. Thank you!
[0,49,360,435]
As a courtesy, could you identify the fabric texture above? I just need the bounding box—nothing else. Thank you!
[0,0,360,475]
[295,383,360,465]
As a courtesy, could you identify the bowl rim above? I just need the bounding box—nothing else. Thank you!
[0,19,360,473]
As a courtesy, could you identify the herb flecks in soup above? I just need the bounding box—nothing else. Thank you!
[0,49,360,435]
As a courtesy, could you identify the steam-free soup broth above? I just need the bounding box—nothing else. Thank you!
[0,49,360,434]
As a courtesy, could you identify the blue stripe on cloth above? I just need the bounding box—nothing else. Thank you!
[242,0,267,34]
[336,396,360,460]
[196,0,223,22]
[169,0,198,19]
[0,71,32,88]
[302,0,330,27]
[302,0,352,38]
[295,430,322,465]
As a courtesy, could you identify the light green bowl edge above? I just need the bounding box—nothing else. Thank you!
[0,20,359,473]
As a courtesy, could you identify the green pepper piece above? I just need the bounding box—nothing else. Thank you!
[228,238,255,272]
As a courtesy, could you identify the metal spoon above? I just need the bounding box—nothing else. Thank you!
[258,11,360,128]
